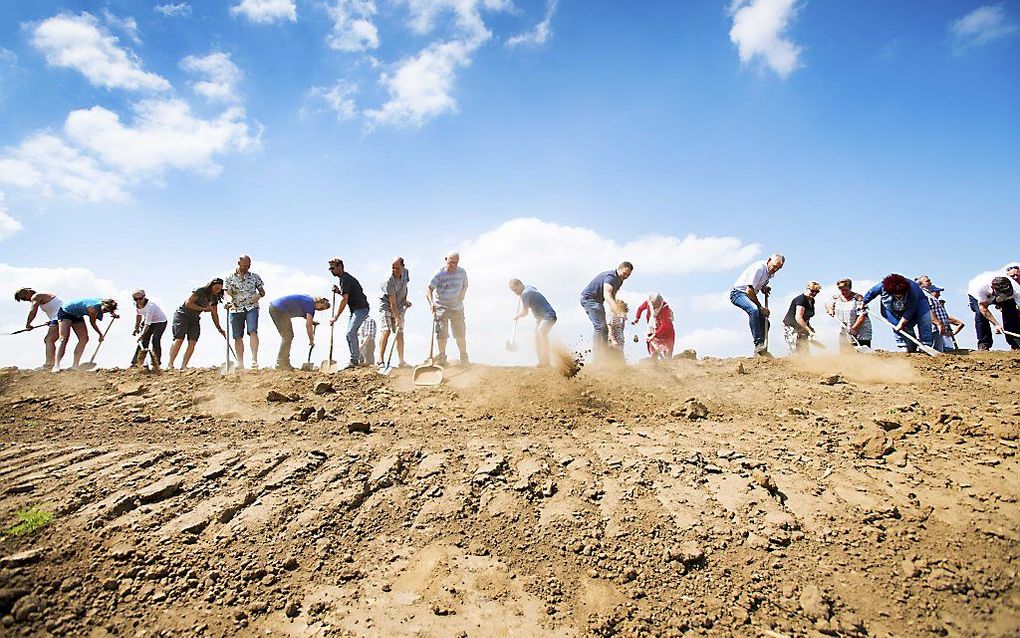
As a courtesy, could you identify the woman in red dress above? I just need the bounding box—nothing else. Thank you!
[634,293,675,359]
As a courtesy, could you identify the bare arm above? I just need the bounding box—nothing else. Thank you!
[426,286,435,312]
[306,314,316,344]
[257,285,266,300]
[25,298,41,329]
[745,287,768,316]
[210,303,225,334]
[604,283,624,314]
[331,295,349,325]
[184,293,206,314]
[978,302,1003,332]
[87,307,103,339]
[133,313,142,335]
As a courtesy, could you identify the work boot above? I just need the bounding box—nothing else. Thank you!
[435,354,448,366]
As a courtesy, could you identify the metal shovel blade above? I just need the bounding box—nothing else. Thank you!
[505,340,518,352]
[220,361,237,375]
[412,362,443,386]
[320,360,338,373]
[77,362,98,371]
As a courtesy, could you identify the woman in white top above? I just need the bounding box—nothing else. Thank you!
[130,289,168,369]
[14,287,63,369]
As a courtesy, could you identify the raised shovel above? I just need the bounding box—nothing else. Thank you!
[871,311,939,357]
[412,314,444,386]
[78,317,117,371]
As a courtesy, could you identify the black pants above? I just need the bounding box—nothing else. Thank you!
[971,296,1020,350]
[133,322,166,365]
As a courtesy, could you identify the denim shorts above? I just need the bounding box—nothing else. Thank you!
[230,307,259,338]
[56,308,85,324]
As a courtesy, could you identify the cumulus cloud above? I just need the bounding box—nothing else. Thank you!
[64,98,261,179]
[506,0,558,48]
[102,10,141,44]
[307,81,359,120]
[949,4,1018,52]
[154,2,192,17]
[328,0,380,52]
[230,0,297,24]
[30,12,171,91]
[181,52,243,103]
[728,0,803,79]
[0,193,23,241]
[0,133,129,203]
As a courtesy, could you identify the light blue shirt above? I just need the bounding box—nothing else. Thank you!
[429,267,468,311]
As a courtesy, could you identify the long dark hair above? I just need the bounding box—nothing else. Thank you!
[202,278,225,303]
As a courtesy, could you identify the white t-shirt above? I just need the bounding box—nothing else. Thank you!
[137,301,168,326]
[968,279,1020,305]
[732,261,772,294]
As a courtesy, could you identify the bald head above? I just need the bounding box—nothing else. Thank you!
[237,254,251,273]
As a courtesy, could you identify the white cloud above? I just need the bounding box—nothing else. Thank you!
[967,263,1015,295]
[102,10,141,44]
[154,2,192,17]
[729,0,803,79]
[0,133,129,203]
[328,0,380,52]
[230,0,297,24]
[308,81,360,120]
[30,12,171,91]
[0,192,23,241]
[64,98,261,178]
[181,52,243,103]
[507,0,558,48]
[949,4,1018,52]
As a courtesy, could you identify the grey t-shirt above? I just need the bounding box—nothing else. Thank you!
[380,269,410,311]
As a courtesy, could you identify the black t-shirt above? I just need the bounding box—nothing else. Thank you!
[337,272,369,310]
[180,285,220,316]
[783,294,815,329]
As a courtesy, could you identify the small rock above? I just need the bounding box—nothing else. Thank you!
[117,382,148,396]
[313,382,334,395]
[296,407,315,422]
[821,375,844,386]
[11,595,41,622]
[677,349,697,360]
[798,585,831,621]
[874,418,902,431]
[0,548,45,569]
[347,421,371,434]
[285,601,300,618]
[267,390,296,403]
[248,600,269,616]
[853,428,893,459]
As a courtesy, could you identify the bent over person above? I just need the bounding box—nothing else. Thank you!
[783,281,821,354]
[14,287,63,369]
[968,275,1020,350]
[130,289,167,369]
[168,279,226,370]
[510,279,557,366]
[378,257,411,368]
[269,294,330,370]
[862,274,934,353]
[55,298,119,369]
[730,254,784,357]
[580,262,632,361]
[427,252,469,366]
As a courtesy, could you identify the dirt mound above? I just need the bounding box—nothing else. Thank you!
[0,352,1018,637]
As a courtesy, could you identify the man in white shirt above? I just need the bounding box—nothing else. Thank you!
[730,253,785,356]
[968,275,1020,350]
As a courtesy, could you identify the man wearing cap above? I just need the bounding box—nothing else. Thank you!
[224,254,266,369]
[916,276,963,352]
[129,289,168,368]
[967,274,1020,350]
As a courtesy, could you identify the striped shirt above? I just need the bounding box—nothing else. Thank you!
[429,266,468,311]
[826,294,872,342]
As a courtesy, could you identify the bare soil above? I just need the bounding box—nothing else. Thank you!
[0,351,1018,637]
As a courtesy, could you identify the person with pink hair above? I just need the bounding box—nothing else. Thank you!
[633,293,675,359]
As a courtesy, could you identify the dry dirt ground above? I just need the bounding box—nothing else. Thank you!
[0,351,1018,637]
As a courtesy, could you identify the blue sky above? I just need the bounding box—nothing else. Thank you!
[0,0,1018,367]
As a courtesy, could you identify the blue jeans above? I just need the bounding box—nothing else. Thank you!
[880,306,934,353]
[581,299,608,356]
[229,307,259,338]
[969,295,993,350]
[346,308,369,364]
[729,290,766,347]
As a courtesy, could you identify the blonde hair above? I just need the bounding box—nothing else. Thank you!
[806,281,822,293]
[836,278,852,289]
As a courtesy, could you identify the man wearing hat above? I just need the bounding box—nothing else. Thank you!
[916,276,964,352]
[967,274,1020,350]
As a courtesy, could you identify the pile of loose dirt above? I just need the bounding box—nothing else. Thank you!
[0,351,1018,637]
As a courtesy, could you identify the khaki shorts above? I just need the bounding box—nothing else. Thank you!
[435,307,466,340]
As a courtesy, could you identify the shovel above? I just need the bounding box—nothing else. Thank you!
[830,314,871,353]
[7,323,49,335]
[413,314,444,386]
[78,317,117,371]
[220,306,238,375]
[763,289,771,351]
[320,291,339,373]
[871,311,939,357]
[1002,329,1020,340]
[505,319,519,352]
[378,327,400,376]
[302,343,316,371]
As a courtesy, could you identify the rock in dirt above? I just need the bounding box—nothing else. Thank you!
[117,382,148,397]
[11,594,41,622]
[853,428,894,459]
[670,398,709,420]
[313,382,334,395]
[267,390,297,403]
[0,588,29,614]
[669,541,705,566]
[874,418,902,431]
[0,548,45,569]
[799,585,831,621]
[676,349,697,360]
[347,421,371,434]
[821,375,844,386]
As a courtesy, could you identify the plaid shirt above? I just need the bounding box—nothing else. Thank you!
[358,317,377,341]
[925,291,950,331]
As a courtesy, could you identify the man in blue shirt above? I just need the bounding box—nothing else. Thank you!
[862,274,934,353]
[510,279,557,366]
[426,251,469,366]
[269,294,331,370]
[580,262,632,361]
